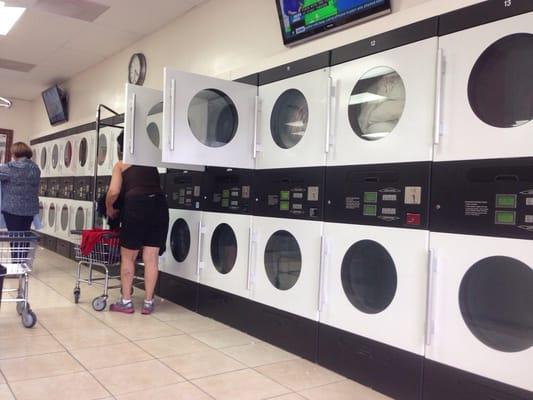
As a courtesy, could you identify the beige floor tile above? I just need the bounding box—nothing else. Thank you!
[0,335,64,360]
[0,352,84,382]
[37,310,107,333]
[71,342,153,370]
[114,320,182,341]
[52,326,128,350]
[221,342,298,367]
[115,381,212,400]
[135,334,210,358]
[165,313,227,334]
[191,328,258,349]
[256,359,344,392]
[0,374,4,384]
[0,385,14,400]
[161,349,246,379]
[91,359,184,396]
[269,395,306,400]
[299,380,392,400]
[9,371,109,400]
[193,368,290,400]
[150,300,196,322]
[0,317,48,339]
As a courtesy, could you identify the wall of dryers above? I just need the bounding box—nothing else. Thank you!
[29,0,483,139]
[0,99,32,143]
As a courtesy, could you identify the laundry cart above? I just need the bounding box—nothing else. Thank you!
[0,231,40,328]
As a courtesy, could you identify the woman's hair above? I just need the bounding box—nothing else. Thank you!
[11,142,33,159]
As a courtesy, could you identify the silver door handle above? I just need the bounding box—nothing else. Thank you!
[129,93,136,154]
[318,235,329,312]
[170,79,176,151]
[325,76,333,154]
[253,95,259,159]
[246,227,257,291]
[425,248,438,346]
[434,49,444,145]
[196,221,205,278]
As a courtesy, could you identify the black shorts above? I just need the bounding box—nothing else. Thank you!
[120,194,169,250]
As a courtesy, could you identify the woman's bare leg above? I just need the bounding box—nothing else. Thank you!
[142,246,159,301]
[120,247,138,301]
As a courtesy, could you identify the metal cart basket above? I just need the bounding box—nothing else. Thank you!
[0,231,40,328]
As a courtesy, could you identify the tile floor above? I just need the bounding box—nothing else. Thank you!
[0,247,391,400]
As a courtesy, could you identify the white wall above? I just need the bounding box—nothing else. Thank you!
[30,0,483,139]
[0,99,32,144]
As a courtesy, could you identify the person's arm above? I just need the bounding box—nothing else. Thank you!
[106,162,123,218]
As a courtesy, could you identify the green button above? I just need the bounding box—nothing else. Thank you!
[280,191,290,201]
[363,204,377,216]
[280,201,290,211]
[496,194,517,208]
[495,211,516,225]
[364,192,378,203]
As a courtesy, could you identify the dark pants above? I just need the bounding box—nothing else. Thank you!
[2,212,33,261]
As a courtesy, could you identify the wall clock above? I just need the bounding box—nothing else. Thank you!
[128,53,146,86]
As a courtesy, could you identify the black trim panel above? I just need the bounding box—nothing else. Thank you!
[73,176,94,201]
[258,52,330,86]
[439,0,533,37]
[331,17,438,66]
[318,323,424,400]
[55,238,72,259]
[423,359,533,400]
[156,272,198,312]
[234,74,259,86]
[203,167,254,215]
[165,169,205,210]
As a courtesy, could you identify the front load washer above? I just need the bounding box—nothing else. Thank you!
[73,130,96,177]
[434,1,533,162]
[318,162,431,400]
[249,167,325,360]
[255,54,330,169]
[328,18,438,166]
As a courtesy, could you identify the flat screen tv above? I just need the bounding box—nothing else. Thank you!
[276,0,391,46]
[42,85,68,125]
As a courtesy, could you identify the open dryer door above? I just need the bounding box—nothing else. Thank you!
[162,69,256,169]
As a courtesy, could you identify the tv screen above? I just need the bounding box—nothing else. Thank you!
[42,85,68,125]
[276,0,391,46]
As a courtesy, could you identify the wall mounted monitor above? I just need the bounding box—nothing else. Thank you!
[42,85,68,126]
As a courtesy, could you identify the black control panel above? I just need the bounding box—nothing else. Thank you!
[253,167,325,220]
[165,169,203,210]
[325,162,431,229]
[48,178,60,198]
[73,176,94,201]
[39,178,48,197]
[59,177,74,199]
[96,176,111,202]
[431,158,533,240]
[203,167,254,215]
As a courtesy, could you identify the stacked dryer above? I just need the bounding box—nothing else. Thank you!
[318,19,438,400]
[425,2,533,399]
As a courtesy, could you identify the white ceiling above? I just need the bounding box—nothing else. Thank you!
[0,0,206,101]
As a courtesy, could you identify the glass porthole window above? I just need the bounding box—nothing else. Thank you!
[64,140,72,168]
[468,33,533,128]
[39,202,44,221]
[264,230,302,291]
[341,240,397,314]
[170,218,191,263]
[40,147,47,169]
[48,204,56,227]
[270,89,308,149]
[75,207,85,230]
[79,138,88,167]
[459,256,533,353]
[52,144,59,169]
[210,223,237,274]
[146,102,163,149]
[188,89,238,147]
[348,66,405,141]
[98,134,107,166]
[61,205,69,231]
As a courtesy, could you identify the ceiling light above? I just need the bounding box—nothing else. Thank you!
[0,1,26,35]
[349,92,387,105]
[0,96,12,108]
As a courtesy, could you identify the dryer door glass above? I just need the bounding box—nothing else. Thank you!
[64,140,72,168]
[468,33,533,128]
[52,144,59,169]
[341,240,397,314]
[98,134,107,166]
[270,89,308,149]
[40,147,47,169]
[146,102,163,149]
[210,223,237,274]
[61,205,69,231]
[459,256,533,353]
[39,202,44,220]
[75,207,85,230]
[170,218,190,263]
[79,138,88,167]
[48,204,55,227]
[188,89,238,148]
[348,66,405,141]
[264,230,302,290]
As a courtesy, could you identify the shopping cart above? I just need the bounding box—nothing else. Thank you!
[71,230,144,311]
[0,231,40,328]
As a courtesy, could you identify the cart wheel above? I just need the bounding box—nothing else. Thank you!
[21,309,37,328]
[73,288,81,304]
[16,297,25,315]
[92,296,107,312]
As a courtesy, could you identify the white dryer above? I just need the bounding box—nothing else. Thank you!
[256,54,330,169]
[328,18,438,166]
[96,126,117,176]
[45,198,59,238]
[60,136,76,177]
[49,141,61,177]
[38,198,47,233]
[33,143,48,178]
[68,201,93,244]
[73,130,96,177]
[434,2,533,162]
[55,199,73,241]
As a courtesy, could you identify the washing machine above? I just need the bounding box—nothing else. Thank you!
[60,136,76,177]
[248,167,325,359]
[255,54,330,169]
[318,162,431,400]
[328,18,438,167]
[434,1,533,163]
[73,130,96,177]
[196,167,254,324]
[162,69,257,169]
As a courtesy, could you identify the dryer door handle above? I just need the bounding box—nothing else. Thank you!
[318,235,330,312]
[425,248,439,347]
[325,76,334,154]
[170,79,176,151]
[246,227,257,291]
[433,49,445,145]
[129,93,136,155]
[196,222,205,278]
[253,95,260,159]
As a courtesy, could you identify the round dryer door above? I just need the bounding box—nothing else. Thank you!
[188,89,238,148]
[348,66,406,141]
[98,134,107,166]
[170,218,191,263]
[48,204,56,228]
[468,33,533,128]
[146,102,163,150]
[64,140,73,168]
[39,202,44,222]
[264,230,302,290]
[52,144,59,169]
[459,256,533,353]
[341,239,397,314]
[61,205,69,232]
[210,223,237,274]
[79,138,88,167]
[75,207,85,230]
[270,89,308,149]
[40,147,47,170]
